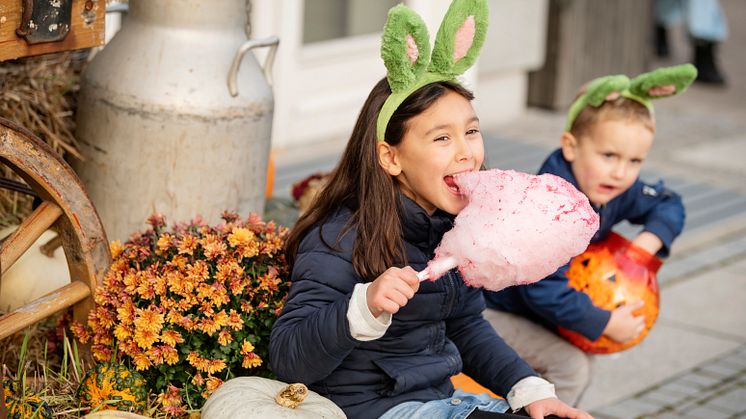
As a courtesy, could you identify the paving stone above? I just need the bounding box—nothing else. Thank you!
[612,398,662,418]
[736,347,746,362]
[679,372,725,389]
[645,412,683,419]
[659,268,746,340]
[706,387,746,414]
[589,410,623,419]
[711,358,746,374]
[700,361,743,379]
[680,404,734,419]
[657,380,709,397]
[642,390,688,407]
[593,402,640,419]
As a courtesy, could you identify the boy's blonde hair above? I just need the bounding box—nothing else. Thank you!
[569,92,655,140]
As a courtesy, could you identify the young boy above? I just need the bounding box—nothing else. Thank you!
[483,64,697,406]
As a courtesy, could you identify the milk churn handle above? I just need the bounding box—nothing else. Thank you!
[227,36,280,97]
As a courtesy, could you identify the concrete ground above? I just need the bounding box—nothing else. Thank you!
[267,0,746,417]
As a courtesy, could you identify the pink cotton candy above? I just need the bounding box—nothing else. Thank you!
[424,169,599,291]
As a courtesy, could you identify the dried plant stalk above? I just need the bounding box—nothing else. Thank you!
[0,51,87,227]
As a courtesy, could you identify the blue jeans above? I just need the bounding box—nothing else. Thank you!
[379,390,510,419]
[655,0,728,41]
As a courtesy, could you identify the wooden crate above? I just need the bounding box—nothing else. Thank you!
[528,0,653,110]
[0,0,105,61]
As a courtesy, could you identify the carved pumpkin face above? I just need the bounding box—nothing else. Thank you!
[558,232,661,354]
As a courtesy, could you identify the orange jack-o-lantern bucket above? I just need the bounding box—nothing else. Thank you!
[558,232,662,354]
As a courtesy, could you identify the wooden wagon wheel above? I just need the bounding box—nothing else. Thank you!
[0,116,111,340]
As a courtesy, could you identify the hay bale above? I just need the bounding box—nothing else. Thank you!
[0,51,87,227]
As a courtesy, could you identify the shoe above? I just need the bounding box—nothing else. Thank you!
[692,39,726,85]
[655,25,669,58]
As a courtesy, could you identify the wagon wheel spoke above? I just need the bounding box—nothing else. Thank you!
[0,201,63,275]
[0,116,111,342]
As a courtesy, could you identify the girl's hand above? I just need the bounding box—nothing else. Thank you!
[524,397,594,419]
[603,301,645,343]
[366,267,420,317]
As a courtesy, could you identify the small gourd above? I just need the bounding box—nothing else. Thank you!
[78,362,148,414]
[201,377,346,418]
[3,380,53,419]
[558,232,662,354]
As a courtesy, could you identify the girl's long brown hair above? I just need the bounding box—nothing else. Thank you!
[284,78,474,281]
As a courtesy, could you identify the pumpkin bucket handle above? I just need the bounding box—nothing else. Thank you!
[275,383,309,409]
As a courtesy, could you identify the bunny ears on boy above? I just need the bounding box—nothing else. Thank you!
[565,64,698,132]
[377,0,488,142]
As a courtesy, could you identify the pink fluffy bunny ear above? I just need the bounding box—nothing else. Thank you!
[430,0,489,77]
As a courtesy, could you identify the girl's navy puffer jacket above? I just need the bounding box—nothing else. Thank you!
[270,196,536,419]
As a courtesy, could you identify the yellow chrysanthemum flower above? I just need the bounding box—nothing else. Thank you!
[241,340,255,355]
[133,352,152,371]
[227,227,254,247]
[187,352,210,373]
[110,240,124,259]
[156,233,173,255]
[114,324,131,341]
[162,345,179,365]
[217,330,233,346]
[134,328,159,349]
[207,359,227,374]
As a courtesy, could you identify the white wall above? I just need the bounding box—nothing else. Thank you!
[250,0,549,150]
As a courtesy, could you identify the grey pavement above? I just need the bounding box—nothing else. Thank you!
[266,0,746,417]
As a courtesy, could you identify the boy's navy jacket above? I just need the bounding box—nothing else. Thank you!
[270,196,536,419]
[484,148,685,341]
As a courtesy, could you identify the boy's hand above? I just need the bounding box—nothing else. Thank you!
[632,231,663,255]
[366,267,419,317]
[524,397,593,418]
[603,301,645,343]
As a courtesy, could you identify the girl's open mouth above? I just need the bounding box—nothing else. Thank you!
[444,175,461,194]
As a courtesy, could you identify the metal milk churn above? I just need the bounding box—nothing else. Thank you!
[74,0,278,241]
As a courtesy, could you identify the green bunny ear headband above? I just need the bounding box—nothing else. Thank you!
[565,63,698,132]
[377,0,489,142]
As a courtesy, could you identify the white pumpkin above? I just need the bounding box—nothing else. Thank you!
[201,377,346,419]
[0,226,70,312]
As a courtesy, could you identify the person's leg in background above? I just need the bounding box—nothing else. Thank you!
[654,0,728,84]
[483,309,593,407]
[687,0,728,83]
[654,0,685,58]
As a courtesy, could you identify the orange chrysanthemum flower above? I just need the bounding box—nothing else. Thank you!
[187,352,211,373]
[160,329,184,347]
[178,234,198,255]
[200,234,227,260]
[76,212,290,409]
[242,352,263,369]
[158,385,186,416]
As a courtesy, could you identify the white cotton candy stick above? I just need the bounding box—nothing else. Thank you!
[417,255,458,282]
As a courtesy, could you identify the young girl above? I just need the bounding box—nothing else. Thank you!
[270,2,591,419]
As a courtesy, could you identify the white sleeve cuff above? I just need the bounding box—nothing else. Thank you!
[506,376,557,411]
[347,282,392,341]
